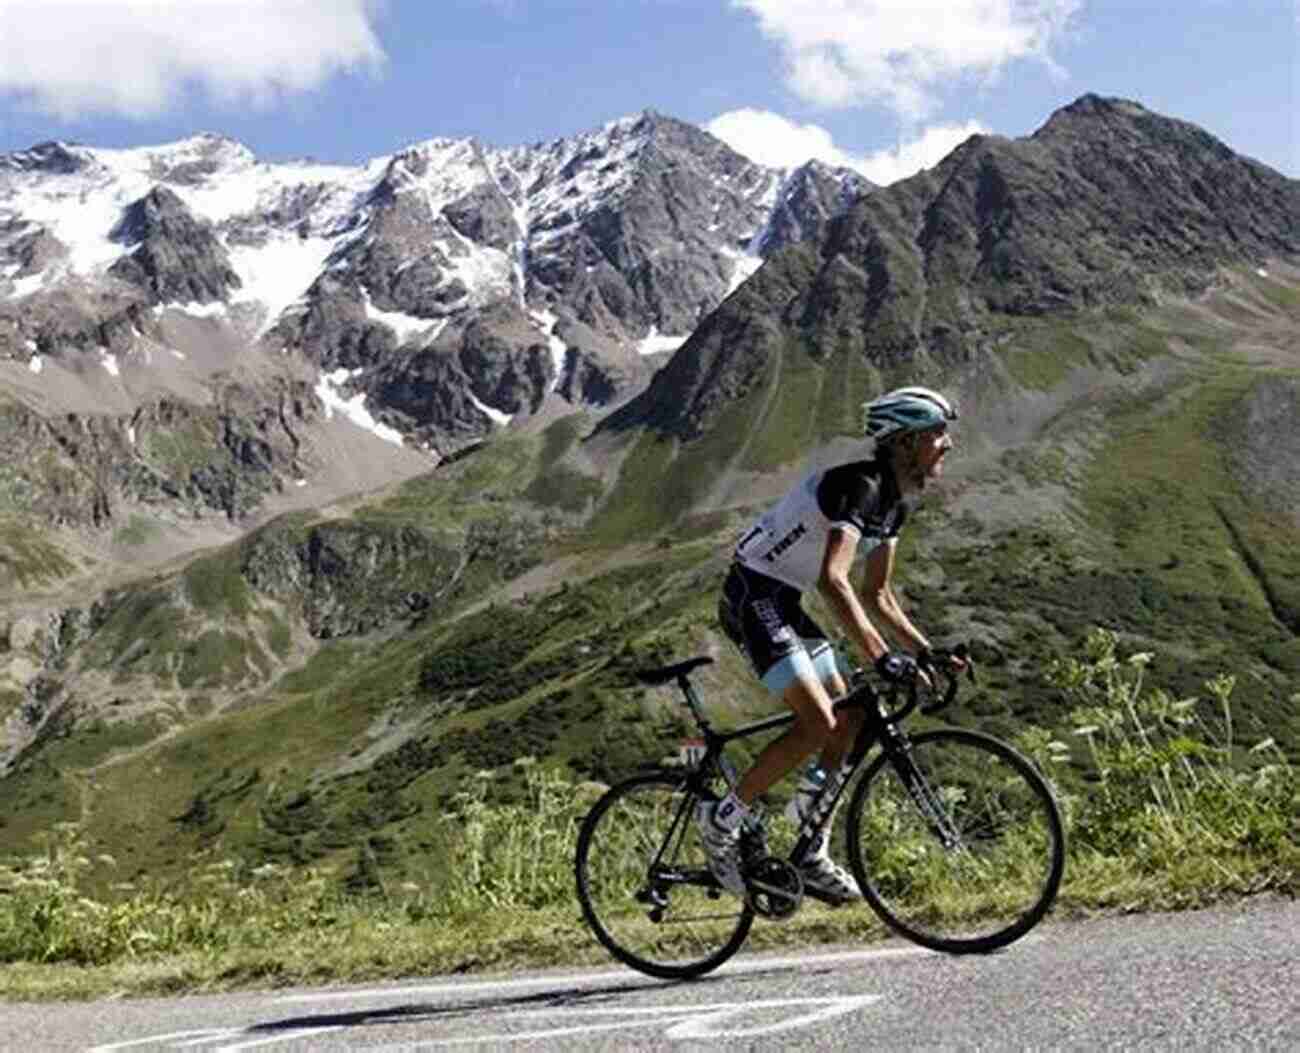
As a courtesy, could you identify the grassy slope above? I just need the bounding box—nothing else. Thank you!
[1,266,1297,888]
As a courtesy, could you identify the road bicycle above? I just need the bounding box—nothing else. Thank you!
[574,646,1066,979]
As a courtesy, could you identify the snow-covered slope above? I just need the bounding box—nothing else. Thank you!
[0,112,872,476]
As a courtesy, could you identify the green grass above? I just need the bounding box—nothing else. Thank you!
[0,517,78,588]
[111,515,163,548]
[184,551,253,617]
[522,414,605,515]
[998,317,1093,390]
[140,423,214,478]
[904,356,1300,761]
[741,345,826,471]
[585,359,777,544]
[177,631,262,690]
[357,436,536,530]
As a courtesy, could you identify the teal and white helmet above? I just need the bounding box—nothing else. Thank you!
[862,386,957,443]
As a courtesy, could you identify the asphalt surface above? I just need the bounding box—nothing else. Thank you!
[3,897,1296,1051]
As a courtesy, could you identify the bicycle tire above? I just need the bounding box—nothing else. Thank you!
[846,728,1065,954]
[574,770,754,979]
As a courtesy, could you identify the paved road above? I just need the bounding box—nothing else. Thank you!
[3,898,1296,1051]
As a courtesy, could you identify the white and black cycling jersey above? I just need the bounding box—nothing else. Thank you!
[732,459,906,592]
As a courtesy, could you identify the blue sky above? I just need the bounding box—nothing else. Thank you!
[0,1,1295,184]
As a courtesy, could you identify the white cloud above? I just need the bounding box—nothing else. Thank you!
[733,0,1081,119]
[707,109,859,170]
[707,108,988,185]
[0,0,386,120]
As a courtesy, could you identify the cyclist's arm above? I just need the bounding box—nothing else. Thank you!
[859,539,931,655]
[818,527,891,664]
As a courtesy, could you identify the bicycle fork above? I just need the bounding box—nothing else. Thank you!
[888,742,965,852]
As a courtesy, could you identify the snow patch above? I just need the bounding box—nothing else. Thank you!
[1256,268,1269,278]
[127,424,136,445]
[7,271,49,299]
[101,351,120,377]
[28,354,42,374]
[362,287,441,346]
[228,232,342,334]
[154,300,227,319]
[529,308,569,390]
[719,245,763,296]
[437,227,515,306]
[638,326,688,356]
[315,368,405,446]
[468,392,513,426]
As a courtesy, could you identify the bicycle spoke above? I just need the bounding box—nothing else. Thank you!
[848,729,1065,953]
[575,772,753,979]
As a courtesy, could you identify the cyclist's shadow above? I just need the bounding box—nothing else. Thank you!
[238,967,798,1040]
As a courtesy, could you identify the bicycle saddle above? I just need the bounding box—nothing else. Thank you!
[634,656,714,685]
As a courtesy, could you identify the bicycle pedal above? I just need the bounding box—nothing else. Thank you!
[799,885,853,908]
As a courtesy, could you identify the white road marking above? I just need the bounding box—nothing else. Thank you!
[381,996,882,1047]
[276,944,931,1004]
[87,945,946,1050]
[91,1031,240,1051]
[214,1026,345,1051]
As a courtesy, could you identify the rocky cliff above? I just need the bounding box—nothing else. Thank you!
[603,95,1300,441]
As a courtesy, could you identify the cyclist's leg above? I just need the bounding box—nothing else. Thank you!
[734,661,837,804]
[705,565,821,894]
[718,565,833,805]
[734,655,862,900]
[791,642,864,900]
[808,647,858,770]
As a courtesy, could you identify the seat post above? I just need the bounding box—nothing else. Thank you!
[676,674,713,733]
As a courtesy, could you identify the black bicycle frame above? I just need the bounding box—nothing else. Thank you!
[673,671,895,863]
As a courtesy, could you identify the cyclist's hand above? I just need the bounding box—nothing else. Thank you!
[874,651,930,689]
[919,646,965,672]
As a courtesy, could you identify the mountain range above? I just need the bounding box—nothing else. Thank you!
[0,95,1296,886]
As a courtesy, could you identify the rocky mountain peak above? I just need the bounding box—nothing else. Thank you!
[0,140,92,175]
[603,92,1299,443]
[106,185,241,305]
[1033,93,1238,162]
[141,132,257,185]
[1,107,876,466]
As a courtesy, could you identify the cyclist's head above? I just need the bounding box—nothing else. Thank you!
[861,386,957,446]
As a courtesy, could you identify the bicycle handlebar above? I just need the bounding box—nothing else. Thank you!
[918,642,976,715]
[839,642,977,724]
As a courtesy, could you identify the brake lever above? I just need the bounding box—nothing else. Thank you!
[919,642,975,715]
[952,642,978,685]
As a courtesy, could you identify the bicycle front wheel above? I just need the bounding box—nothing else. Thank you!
[846,728,1065,954]
[575,771,753,979]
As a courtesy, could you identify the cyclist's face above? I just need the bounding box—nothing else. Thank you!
[912,424,953,481]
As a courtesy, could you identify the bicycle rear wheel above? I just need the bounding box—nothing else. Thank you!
[575,771,753,979]
[846,728,1065,954]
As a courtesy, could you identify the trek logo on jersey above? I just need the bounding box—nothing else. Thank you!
[763,521,807,562]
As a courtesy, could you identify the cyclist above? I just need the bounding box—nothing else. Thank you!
[704,386,964,903]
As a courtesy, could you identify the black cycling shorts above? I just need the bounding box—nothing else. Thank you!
[718,561,830,681]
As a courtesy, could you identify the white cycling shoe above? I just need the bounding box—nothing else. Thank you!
[798,844,863,904]
[695,802,748,898]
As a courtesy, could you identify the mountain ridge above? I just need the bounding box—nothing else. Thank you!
[599,95,1298,445]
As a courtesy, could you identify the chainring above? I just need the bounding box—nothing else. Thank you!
[744,855,804,920]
